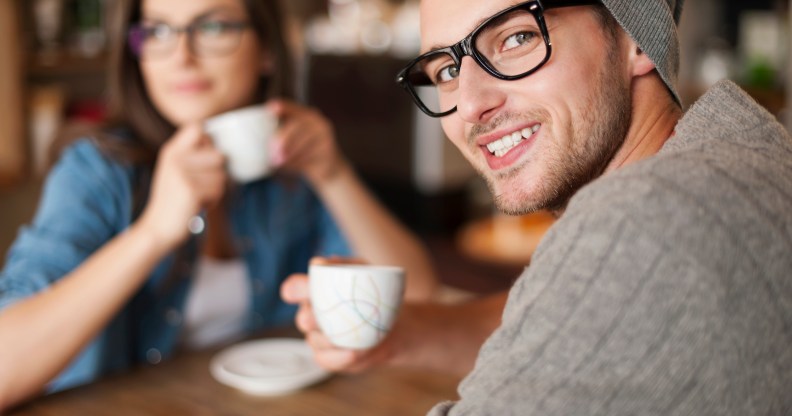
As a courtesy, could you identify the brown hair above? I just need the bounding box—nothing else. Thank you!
[97,0,295,166]
[590,4,621,43]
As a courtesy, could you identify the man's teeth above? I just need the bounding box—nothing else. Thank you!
[486,124,540,157]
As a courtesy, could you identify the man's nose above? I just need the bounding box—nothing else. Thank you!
[455,56,506,124]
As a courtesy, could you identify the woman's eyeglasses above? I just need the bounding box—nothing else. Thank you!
[128,19,251,60]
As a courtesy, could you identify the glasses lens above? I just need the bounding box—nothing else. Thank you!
[405,51,460,115]
[193,21,245,56]
[129,23,177,59]
[474,9,546,77]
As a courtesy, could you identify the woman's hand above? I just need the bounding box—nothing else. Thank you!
[137,124,228,251]
[266,99,348,185]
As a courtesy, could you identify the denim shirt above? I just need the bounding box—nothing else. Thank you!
[0,139,351,392]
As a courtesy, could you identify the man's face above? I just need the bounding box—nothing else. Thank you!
[420,0,632,214]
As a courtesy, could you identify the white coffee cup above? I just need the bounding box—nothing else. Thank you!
[308,264,405,350]
[204,104,278,183]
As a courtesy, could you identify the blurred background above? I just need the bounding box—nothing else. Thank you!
[0,0,789,291]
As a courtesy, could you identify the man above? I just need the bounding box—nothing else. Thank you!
[283,0,792,413]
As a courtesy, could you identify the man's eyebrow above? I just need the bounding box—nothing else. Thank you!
[422,43,448,54]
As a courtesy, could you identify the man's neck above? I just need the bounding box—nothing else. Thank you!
[605,83,683,174]
[551,79,683,217]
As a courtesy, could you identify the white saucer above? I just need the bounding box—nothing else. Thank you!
[210,338,330,396]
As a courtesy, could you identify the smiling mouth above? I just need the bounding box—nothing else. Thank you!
[485,124,541,158]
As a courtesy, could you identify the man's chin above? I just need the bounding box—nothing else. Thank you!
[488,180,543,216]
[486,170,572,215]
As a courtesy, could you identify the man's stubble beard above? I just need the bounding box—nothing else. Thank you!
[486,45,632,215]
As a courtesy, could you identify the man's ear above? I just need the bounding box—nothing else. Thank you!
[629,44,656,77]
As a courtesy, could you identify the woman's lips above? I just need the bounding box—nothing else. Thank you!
[172,80,211,93]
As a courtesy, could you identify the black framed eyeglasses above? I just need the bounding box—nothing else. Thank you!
[396,0,598,117]
[128,19,251,60]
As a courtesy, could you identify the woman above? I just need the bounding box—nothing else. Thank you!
[0,0,437,408]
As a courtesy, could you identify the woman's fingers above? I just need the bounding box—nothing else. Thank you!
[265,98,306,120]
[273,122,313,161]
[183,148,226,172]
[188,172,225,204]
[265,99,342,181]
[147,125,227,216]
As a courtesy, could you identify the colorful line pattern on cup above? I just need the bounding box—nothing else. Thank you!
[314,272,400,345]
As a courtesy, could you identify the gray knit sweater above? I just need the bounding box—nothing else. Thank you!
[430,80,792,415]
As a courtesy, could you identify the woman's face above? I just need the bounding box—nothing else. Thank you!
[138,0,268,126]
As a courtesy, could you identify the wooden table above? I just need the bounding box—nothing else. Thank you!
[9,332,461,415]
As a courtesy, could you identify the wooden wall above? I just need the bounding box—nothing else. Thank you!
[0,0,26,186]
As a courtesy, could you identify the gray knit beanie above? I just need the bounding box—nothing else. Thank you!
[599,0,685,105]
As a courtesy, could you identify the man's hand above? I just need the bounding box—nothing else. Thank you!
[280,269,394,372]
[281,260,509,375]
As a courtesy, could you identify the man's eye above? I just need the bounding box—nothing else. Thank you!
[435,64,460,83]
[502,31,536,51]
